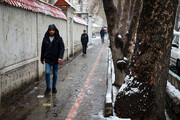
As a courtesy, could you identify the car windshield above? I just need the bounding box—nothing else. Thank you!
[172,34,179,46]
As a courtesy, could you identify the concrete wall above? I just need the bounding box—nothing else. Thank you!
[73,22,87,54]
[0,4,87,105]
[0,5,37,69]
[167,71,180,115]
[168,70,180,90]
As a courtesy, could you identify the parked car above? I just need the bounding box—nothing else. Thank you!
[170,30,180,75]
[171,30,180,65]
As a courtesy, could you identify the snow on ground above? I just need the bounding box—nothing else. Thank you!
[167,81,180,100]
[98,111,131,120]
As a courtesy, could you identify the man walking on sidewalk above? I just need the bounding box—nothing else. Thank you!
[81,30,89,55]
[41,24,65,94]
[100,28,105,43]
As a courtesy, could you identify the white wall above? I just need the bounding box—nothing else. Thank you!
[0,4,87,105]
[73,22,87,53]
[0,5,37,69]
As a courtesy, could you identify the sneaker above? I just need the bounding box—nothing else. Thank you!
[52,87,57,93]
[44,88,51,94]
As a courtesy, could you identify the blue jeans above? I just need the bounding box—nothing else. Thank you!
[45,63,59,88]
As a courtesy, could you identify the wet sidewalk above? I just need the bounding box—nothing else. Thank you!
[0,38,109,120]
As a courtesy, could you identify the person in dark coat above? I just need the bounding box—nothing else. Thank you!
[81,30,89,55]
[41,24,65,94]
[100,28,105,43]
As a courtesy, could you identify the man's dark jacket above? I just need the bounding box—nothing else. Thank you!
[100,29,105,37]
[41,24,65,65]
[81,33,89,45]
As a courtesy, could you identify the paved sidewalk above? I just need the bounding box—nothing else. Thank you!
[0,38,109,120]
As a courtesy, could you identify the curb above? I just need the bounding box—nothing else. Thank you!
[104,49,113,117]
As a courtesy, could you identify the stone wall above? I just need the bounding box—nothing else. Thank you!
[0,3,87,106]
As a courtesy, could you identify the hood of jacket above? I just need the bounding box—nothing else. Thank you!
[44,24,60,38]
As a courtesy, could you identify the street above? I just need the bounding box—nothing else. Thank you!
[0,38,109,120]
[1,0,180,119]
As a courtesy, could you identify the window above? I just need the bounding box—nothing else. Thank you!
[173,35,179,45]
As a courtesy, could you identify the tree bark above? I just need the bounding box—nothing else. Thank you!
[115,0,178,119]
[115,0,131,86]
[103,0,138,87]
[116,0,122,28]
[119,0,130,37]
[123,0,142,61]
[127,0,135,29]
[175,4,180,31]
[103,0,126,87]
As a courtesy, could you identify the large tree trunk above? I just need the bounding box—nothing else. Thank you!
[103,0,141,87]
[115,0,178,119]
[103,0,126,87]
[114,0,131,86]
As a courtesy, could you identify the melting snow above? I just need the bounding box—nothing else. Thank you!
[98,111,131,120]
[117,60,126,64]
[118,35,122,39]
[125,88,139,95]
[124,57,128,61]
[119,75,140,95]
[165,109,172,120]
[166,81,180,100]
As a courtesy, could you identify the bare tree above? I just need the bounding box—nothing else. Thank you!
[89,0,107,25]
[114,0,178,119]
[175,1,180,31]
[102,0,142,87]
[102,0,127,87]
[124,0,142,62]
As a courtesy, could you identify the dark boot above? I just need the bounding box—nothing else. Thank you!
[44,87,51,94]
[52,87,57,93]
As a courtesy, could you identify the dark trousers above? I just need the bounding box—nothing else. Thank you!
[82,44,87,54]
[101,36,104,43]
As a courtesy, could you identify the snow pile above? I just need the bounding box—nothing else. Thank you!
[117,57,128,64]
[166,81,180,100]
[124,57,128,61]
[117,60,126,64]
[106,116,131,120]
[118,35,122,39]
[98,111,131,120]
[119,75,140,96]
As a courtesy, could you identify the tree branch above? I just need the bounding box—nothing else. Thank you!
[123,0,142,60]
[116,0,122,28]
[102,0,117,36]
